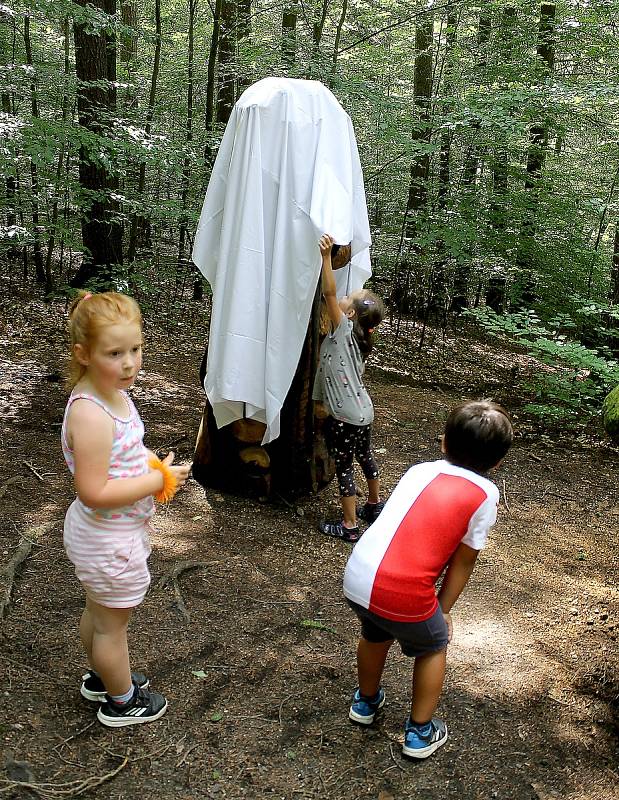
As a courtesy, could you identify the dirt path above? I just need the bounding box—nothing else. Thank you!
[0,299,617,800]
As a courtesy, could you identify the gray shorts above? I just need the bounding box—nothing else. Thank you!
[347,599,449,658]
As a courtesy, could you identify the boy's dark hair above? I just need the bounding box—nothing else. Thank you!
[443,401,513,474]
[351,290,385,358]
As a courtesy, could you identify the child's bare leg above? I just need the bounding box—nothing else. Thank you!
[79,603,95,665]
[357,638,394,696]
[410,648,446,723]
[87,598,133,696]
[366,477,380,505]
[342,495,357,528]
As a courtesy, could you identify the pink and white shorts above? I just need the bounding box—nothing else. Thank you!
[64,500,152,608]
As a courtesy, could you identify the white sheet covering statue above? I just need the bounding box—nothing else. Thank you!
[192,77,372,444]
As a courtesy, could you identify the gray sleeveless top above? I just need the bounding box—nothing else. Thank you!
[312,316,374,426]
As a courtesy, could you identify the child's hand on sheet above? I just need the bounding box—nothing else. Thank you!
[319,233,334,258]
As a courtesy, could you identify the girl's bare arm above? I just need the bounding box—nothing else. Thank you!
[69,400,164,508]
[319,234,344,329]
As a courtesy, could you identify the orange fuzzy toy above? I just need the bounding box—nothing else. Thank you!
[149,456,179,503]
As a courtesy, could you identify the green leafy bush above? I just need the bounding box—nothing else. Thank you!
[467,308,619,423]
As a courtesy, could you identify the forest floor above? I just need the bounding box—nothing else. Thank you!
[0,293,617,800]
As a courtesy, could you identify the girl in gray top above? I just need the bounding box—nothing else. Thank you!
[313,234,385,542]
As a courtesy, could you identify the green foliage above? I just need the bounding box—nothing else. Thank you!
[468,307,619,422]
[1,0,618,430]
[602,385,619,442]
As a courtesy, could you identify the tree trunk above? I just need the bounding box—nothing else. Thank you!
[331,0,347,73]
[177,0,197,283]
[281,3,298,66]
[236,0,251,97]
[44,15,72,294]
[392,11,433,317]
[23,13,45,285]
[127,0,161,264]
[513,2,556,309]
[312,0,330,65]
[203,0,221,168]
[71,0,123,288]
[1,9,20,262]
[120,0,138,62]
[216,0,236,125]
[485,5,517,312]
[610,224,619,306]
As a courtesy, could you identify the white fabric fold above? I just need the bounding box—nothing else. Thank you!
[192,77,372,444]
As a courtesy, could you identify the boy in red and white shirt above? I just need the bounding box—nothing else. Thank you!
[343,400,513,759]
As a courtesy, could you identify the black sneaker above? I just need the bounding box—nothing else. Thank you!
[319,520,361,543]
[97,685,168,728]
[357,501,385,524]
[80,670,149,702]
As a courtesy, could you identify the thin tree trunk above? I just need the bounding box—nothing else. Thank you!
[588,163,619,295]
[177,0,197,282]
[485,5,517,312]
[44,16,72,293]
[127,0,161,264]
[331,0,347,73]
[437,10,458,209]
[312,0,330,63]
[204,0,221,166]
[392,11,433,318]
[1,8,20,262]
[513,1,556,309]
[23,13,45,284]
[281,3,298,66]
[405,14,433,240]
[610,224,619,306]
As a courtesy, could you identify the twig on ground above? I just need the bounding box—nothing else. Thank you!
[0,520,57,622]
[0,476,21,503]
[0,755,129,798]
[54,721,96,752]
[23,461,46,482]
[175,743,199,768]
[502,478,511,514]
[100,738,180,764]
[388,742,405,771]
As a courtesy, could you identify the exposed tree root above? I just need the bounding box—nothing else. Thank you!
[0,520,57,623]
[156,559,223,622]
[0,756,129,798]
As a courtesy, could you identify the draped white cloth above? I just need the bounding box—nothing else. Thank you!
[192,77,372,444]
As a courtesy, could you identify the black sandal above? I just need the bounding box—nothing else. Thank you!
[319,520,361,543]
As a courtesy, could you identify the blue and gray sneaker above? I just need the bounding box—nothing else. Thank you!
[348,687,386,725]
[402,717,448,759]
